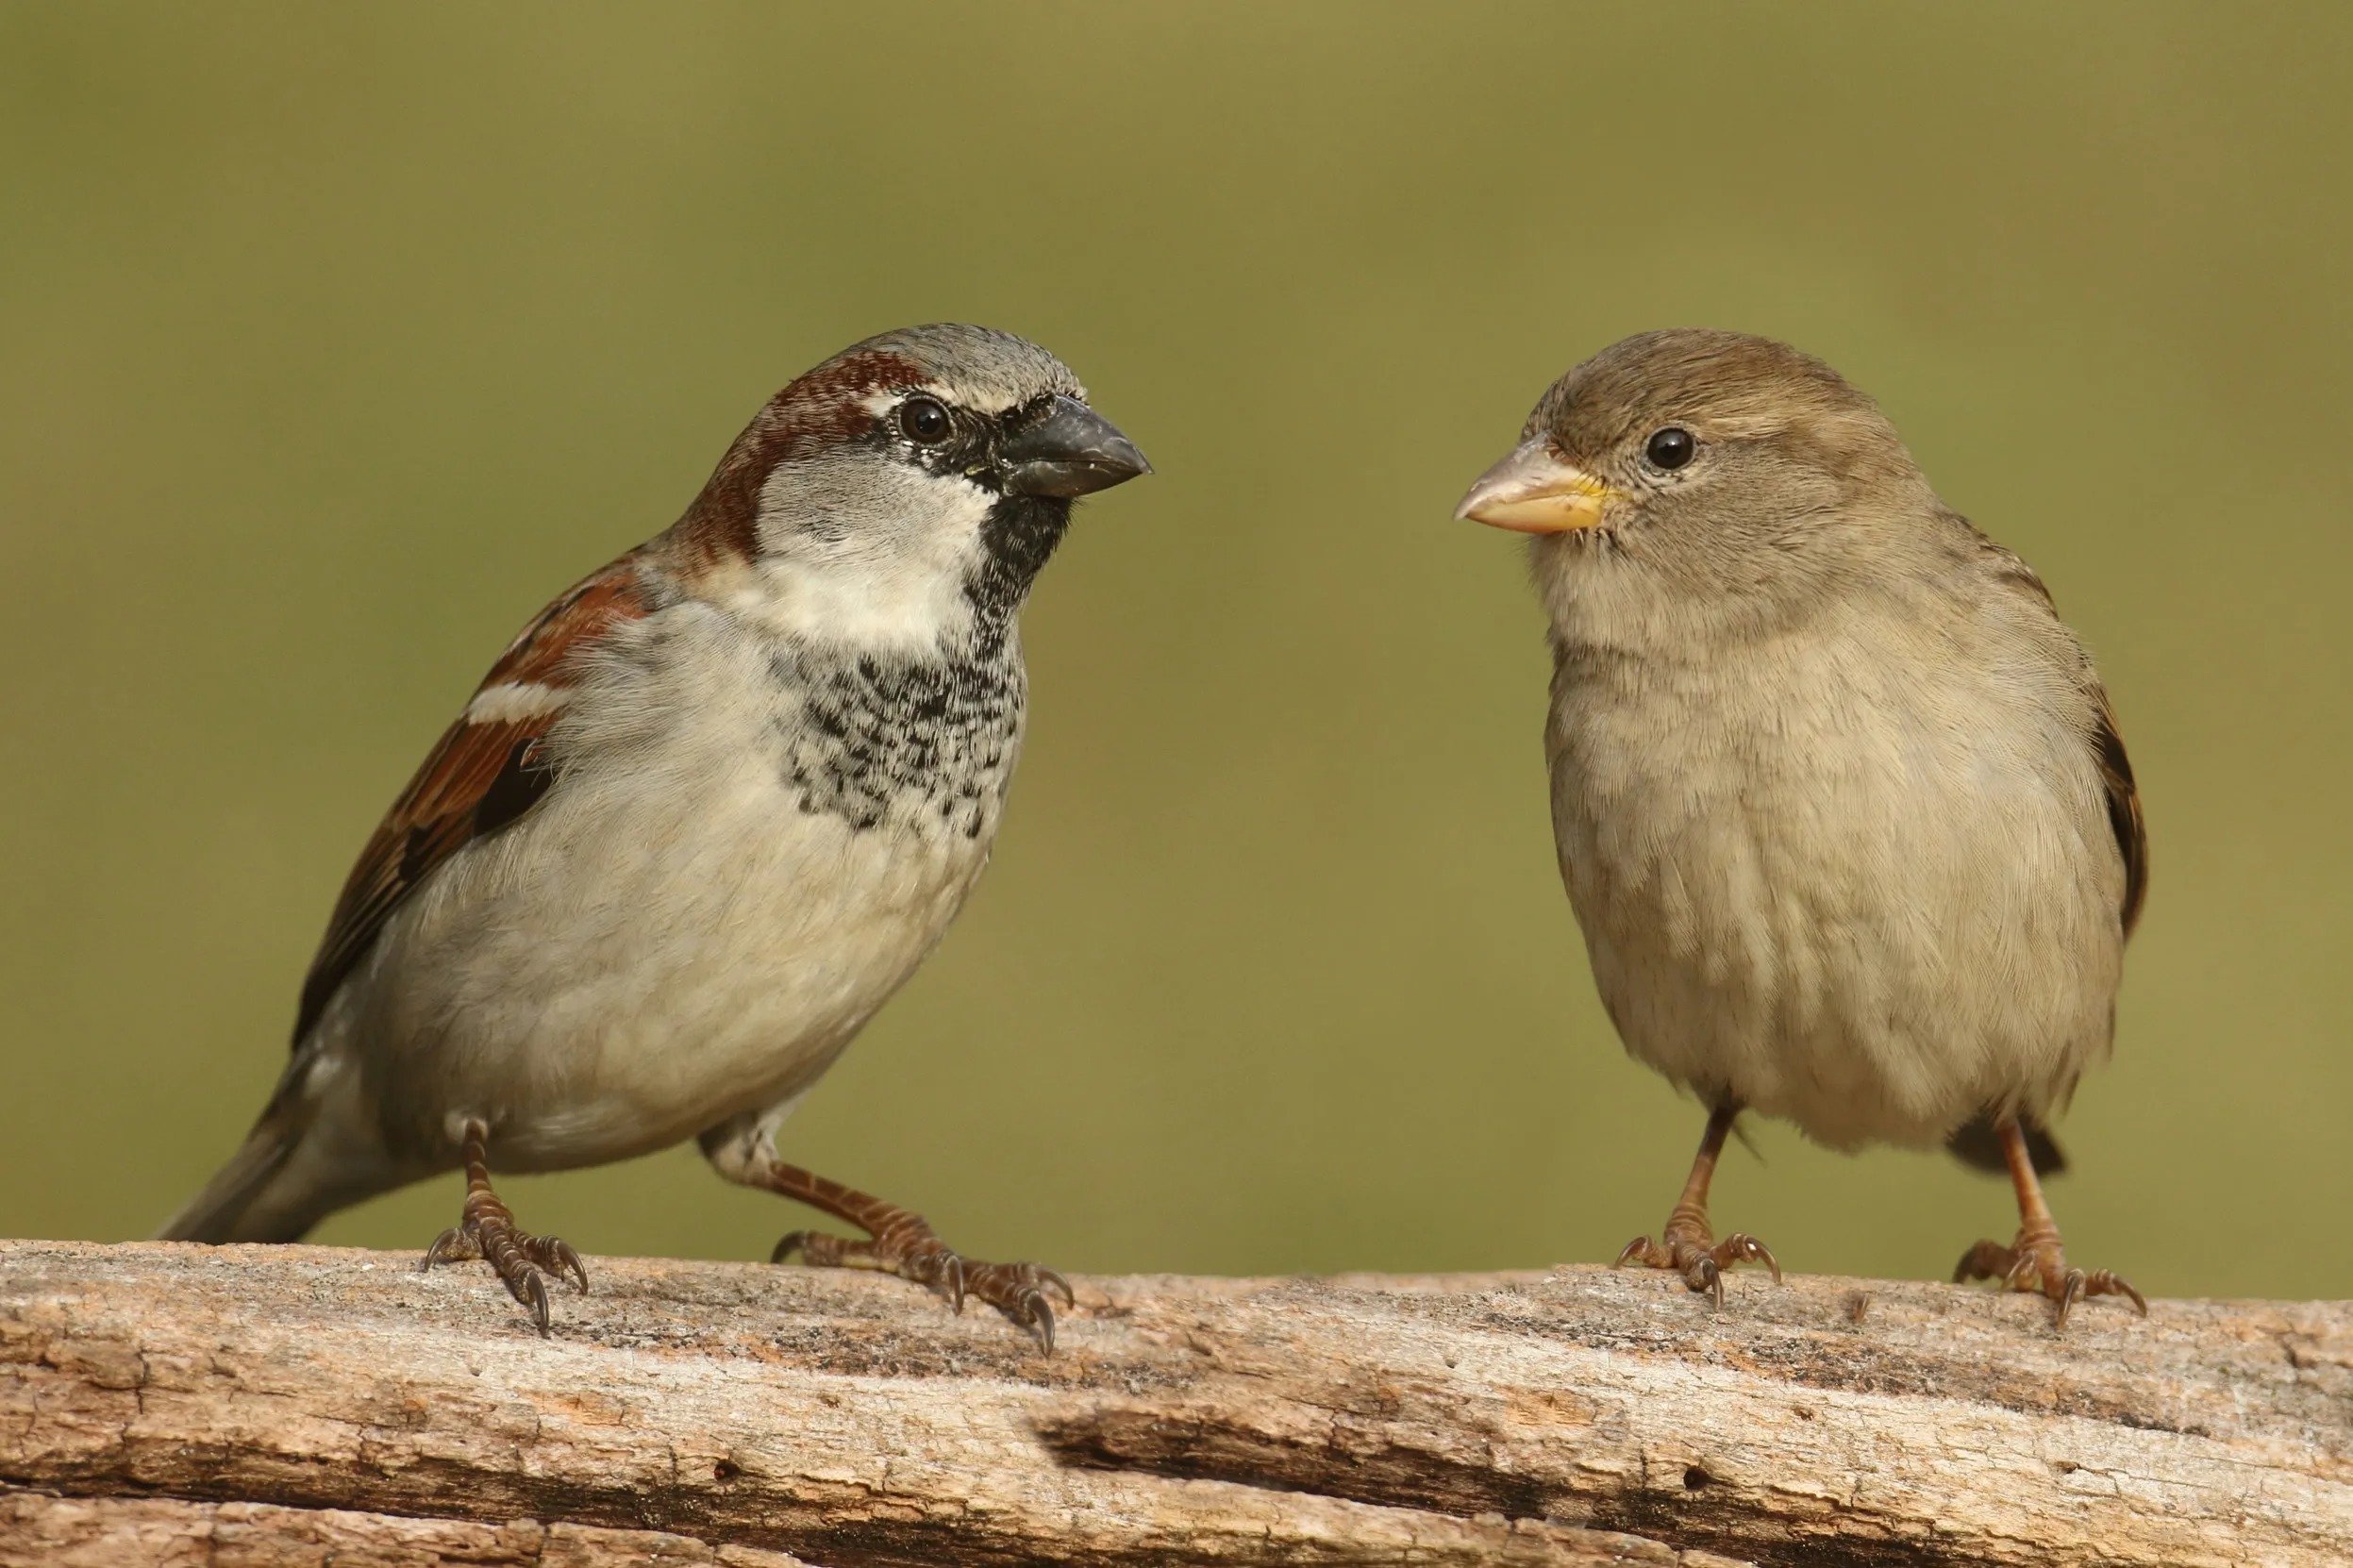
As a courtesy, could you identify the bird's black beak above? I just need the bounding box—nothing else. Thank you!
[999,395,1152,498]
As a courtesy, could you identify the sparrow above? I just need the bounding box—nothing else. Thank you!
[1456,329,2146,1326]
[161,324,1150,1348]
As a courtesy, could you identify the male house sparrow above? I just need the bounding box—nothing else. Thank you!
[162,324,1149,1348]
[1457,329,2145,1325]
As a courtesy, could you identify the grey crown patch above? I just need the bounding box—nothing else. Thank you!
[773,644,1025,839]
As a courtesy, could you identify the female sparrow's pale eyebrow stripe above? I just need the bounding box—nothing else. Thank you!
[160,323,1149,1350]
[1461,327,2144,1326]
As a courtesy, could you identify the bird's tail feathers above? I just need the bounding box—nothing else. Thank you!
[1945,1109,2068,1177]
[157,1045,393,1243]
[157,1108,309,1243]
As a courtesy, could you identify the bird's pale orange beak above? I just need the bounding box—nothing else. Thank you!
[1454,440,1624,533]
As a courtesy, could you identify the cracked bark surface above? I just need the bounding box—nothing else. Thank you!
[0,1241,2345,1566]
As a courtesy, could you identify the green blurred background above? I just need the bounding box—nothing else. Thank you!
[3,5,2347,1302]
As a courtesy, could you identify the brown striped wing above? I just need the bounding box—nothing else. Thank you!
[292,555,653,1044]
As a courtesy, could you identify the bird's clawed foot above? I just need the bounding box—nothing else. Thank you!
[423,1212,588,1336]
[1954,1225,2144,1328]
[1615,1106,1779,1308]
[1956,1117,2145,1328]
[774,1210,1074,1353]
[419,1121,588,1336]
[1616,1220,1780,1309]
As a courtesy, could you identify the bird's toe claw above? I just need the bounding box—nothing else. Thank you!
[2090,1269,2147,1316]
[1720,1232,1781,1284]
[965,1260,1068,1353]
[1952,1239,2011,1285]
[770,1218,1068,1348]
[421,1226,476,1272]
[519,1232,589,1294]
[517,1267,552,1337]
[1617,1225,1777,1308]
[1953,1231,2143,1327]
[1683,1251,1725,1309]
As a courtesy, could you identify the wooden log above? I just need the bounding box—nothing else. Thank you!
[0,1240,2345,1566]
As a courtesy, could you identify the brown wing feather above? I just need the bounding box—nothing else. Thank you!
[2092,690,2148,938]
[292,555,655,1043]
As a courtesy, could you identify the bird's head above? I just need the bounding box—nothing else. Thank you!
[677,323,1149,649]
[1457,329,1936,623]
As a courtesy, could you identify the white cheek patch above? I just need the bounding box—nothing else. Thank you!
[465,682,572,724]
[749,461,997,650]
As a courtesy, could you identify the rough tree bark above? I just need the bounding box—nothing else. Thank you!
[0,1241,2345,1567]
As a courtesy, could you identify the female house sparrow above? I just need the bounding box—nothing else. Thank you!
[1457,329,2145,1326]
[161,324,1149,1348]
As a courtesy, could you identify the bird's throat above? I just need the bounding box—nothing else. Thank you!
[967,494,1071,635]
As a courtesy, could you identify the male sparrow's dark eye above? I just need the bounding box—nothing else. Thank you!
[898,397,951,444]
[1644,426,1695,470]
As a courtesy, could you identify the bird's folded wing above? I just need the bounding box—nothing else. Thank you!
[1968,521,2148,938]
[291,554,655,1044]
[2092,690,2148,938]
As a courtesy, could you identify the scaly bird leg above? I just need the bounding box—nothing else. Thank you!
[757,1162,1073,1353]
[1615,1104,1780,1308]
[419,1119,588,1336]
[1953,1116,2144,1327]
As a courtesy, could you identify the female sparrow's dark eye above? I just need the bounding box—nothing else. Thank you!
[1645,426,1695,470]
[899,397,951,444]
